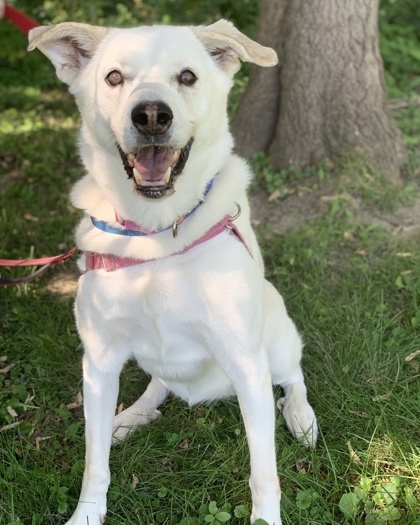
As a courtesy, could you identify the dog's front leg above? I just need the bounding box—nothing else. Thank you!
[66,351,122,525]
[222,351,281,525]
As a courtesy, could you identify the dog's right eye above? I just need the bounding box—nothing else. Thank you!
[106,70,124,87]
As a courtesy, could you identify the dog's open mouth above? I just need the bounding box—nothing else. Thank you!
[118,139,194,199]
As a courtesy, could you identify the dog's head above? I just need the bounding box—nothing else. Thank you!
[28,20,277,200]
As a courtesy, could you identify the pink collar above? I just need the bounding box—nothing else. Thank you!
[84,213,251,272]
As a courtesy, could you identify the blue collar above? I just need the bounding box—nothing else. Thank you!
[91,178,214,237]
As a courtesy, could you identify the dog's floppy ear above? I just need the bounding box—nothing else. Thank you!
[192,19,278,76]
[28,23,109,85]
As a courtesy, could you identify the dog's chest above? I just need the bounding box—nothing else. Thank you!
[77,261,215,373]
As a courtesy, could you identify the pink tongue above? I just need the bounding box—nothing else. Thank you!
[134,146,175,182]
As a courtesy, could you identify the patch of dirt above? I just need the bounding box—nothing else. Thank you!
[250,187,330,233]
[250,182,420,236]
[354,197,420,236]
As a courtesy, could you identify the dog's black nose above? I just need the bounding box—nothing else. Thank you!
[131,102,173,135]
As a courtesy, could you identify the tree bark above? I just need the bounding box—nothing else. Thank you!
[232,0,406,183]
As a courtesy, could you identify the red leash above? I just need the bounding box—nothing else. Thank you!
[3,3,39,34]
[0,247,78,286]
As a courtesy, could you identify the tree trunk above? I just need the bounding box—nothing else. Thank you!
[232,0,406,183]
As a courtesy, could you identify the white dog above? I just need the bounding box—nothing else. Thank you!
[28,20,317,525]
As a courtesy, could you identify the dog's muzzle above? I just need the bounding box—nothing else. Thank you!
[117,100,193,199]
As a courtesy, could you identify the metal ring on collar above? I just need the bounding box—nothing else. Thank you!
[172,216,185,238]
[230,202,241,221]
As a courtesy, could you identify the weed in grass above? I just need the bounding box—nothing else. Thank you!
[340,475,420,522]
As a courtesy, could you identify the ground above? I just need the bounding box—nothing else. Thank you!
[250,180,420,237]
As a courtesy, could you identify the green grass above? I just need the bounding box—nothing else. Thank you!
[1,6,420,525]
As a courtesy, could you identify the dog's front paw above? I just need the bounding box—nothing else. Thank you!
[277,396,318,448]
[112,408,161,443]
[65,501,106,525]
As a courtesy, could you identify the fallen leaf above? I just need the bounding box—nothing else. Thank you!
[396,252,414,258]
[372,393,392,402]
[66,391,83,409]
[35,436,51,450]
[7,406,18,418]
[179,439,189,450]
[23,394,36,412]
[131,474,139,489]
[268,189,281,202]
[117,403,124,414]
[0,364,14,374]
[405,349,420,362]
[0,421,21,432]
[24,213,39,222]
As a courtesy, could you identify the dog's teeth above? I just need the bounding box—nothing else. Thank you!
[163,167,172,183]
[133,167,142,183]
[128,154,135,167]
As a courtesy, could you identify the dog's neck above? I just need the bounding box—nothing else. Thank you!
[73,128,234,232]
[90,178,215,239]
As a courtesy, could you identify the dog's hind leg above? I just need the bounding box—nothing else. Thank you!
[112,376,168,443]
[276,368,318,448]
[264,282,318,448]
[268,332,318,448]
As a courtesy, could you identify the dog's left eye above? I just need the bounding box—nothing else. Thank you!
[178,69,197,87]
[106,70,124,87]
